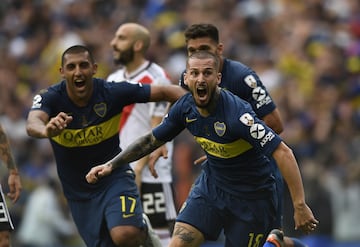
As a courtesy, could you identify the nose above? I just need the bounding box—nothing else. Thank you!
[197,72,206,82]
[110,38,115,47]
[74,65,82,76]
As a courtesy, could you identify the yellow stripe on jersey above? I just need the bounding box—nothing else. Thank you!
[194,136,253,158]
[51,114,121,147]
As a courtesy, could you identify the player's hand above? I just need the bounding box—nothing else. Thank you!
[293,203,319,234]
[86,164,112,184]
[194,155,207,165]
[46,112,73,137]
[7,169,21,203]
[148,145,168,178]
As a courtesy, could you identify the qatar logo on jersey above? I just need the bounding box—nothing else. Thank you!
[214,121,226,136]
[252,87,266,101]
[250,123,266,139]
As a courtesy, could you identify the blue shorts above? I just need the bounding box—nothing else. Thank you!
[68,172,144,247]
[269,157,284,229]
[176,171,277,247]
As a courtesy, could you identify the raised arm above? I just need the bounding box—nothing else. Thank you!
[0,124,21,203]
[272,142,319,234]
[149,85,186,104]
[26,110,73,138]
[262,108,283,134]
[86,132,166,184]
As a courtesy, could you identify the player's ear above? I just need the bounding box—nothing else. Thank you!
[60,67,65,78]
[133,40,143,52]
[92,63,98,75]
[217,43,224,55]
[217,72,222,85]
[183,72,188,86]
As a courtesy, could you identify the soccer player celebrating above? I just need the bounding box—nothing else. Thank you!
[26,45,185,247]
[86,51,319,247]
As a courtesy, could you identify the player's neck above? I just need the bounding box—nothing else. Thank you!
[124,58,148,76]
[197,87,220,117]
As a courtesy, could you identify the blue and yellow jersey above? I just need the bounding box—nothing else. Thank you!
[179,58,276,119]
[30,78,151,200]
[153,89,282,197]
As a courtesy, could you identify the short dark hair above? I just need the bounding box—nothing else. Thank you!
[187,51,220,71]
[61,45,95,66]
[184,24,219,43]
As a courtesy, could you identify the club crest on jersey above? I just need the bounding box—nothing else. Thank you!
[214,121,226,136]
[244,75,257,88]
[252,87,267,101]
[94,103,107,117]
[250,123,266,139]
[239,113,254,126]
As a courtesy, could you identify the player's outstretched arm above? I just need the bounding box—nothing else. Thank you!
[272,142,319,234]
[27,111,73,138]
[0,124,22,203]
[149,85,186,104]
[86,132,166,184]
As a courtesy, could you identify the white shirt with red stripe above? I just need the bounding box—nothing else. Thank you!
[107,61,173,183]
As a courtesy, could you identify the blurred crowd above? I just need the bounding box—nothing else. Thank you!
[1,0,360,246]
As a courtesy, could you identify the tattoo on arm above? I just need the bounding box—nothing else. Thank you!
[0,126,17,170]
[112,132,165,170]
[173,225,196,244]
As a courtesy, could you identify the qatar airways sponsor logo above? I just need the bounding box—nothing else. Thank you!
[60,127,104,145]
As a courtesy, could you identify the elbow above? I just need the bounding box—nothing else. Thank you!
[274,124,284,135]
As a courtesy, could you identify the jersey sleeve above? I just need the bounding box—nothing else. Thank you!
[108,81,151,106]
[29,87,60,117]
[243,71,277,119]
[234,103,282,157]
[150,77,172,118]
[152,99,186,142]
[221,59,277,119]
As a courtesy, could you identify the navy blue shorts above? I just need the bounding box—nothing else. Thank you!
[269,157,284,229]
[68,172,144,247]
[176,172,277,247]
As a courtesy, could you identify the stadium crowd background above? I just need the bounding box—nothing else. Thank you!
[0,0,360,246]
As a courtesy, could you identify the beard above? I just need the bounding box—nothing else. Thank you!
[113,48,135,66]
[194,86,219,111]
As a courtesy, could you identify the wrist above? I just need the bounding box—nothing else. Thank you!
[107,162,114,171]
[293,201,306,209]
[9,168,19,176]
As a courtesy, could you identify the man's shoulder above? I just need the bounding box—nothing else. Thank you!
[37,81,63,97]
[223,58,251,73]
[147,62,172,83]
[222,89,252,108]
[106,68,126,82]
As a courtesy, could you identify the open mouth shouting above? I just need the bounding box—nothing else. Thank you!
[74,79,86,88]
[195,84,209,106]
